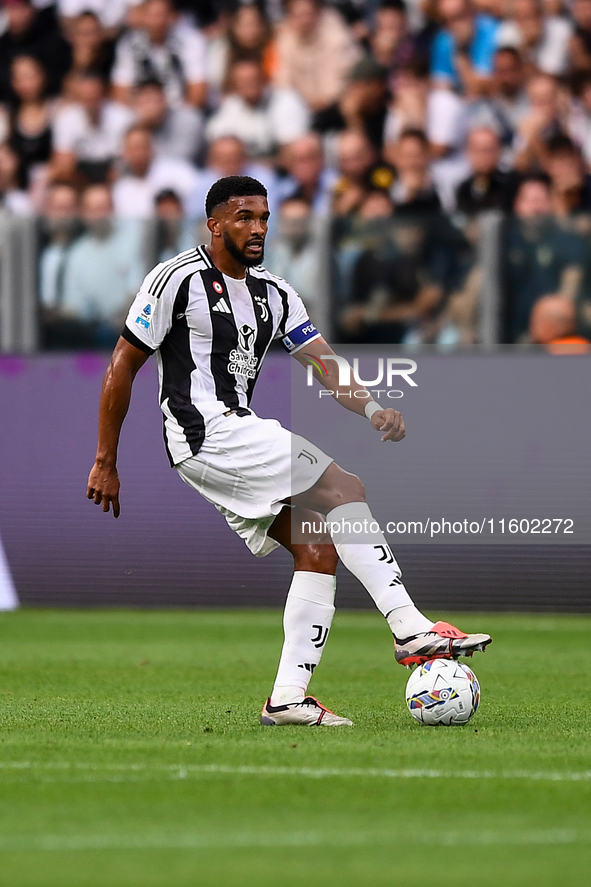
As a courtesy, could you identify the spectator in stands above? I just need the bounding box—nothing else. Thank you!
[266,197,323,323]
[332,129,394,216]
[227,2,273,67]
[430,0,499,97]
[274,0,362,126]
[384,59,468,161]
[7,55,54,189]
[0,142,32,214]
[185,135,280,219]
[0,0,70,101]
[51,71,134,185]
[132,78,203,162]
[0,106,8,144]
[112,125,199,217]
[62,12,115,91]
[39,181,82,347]
[504,0,573,76]
[154,188,192,261]
[368,0,419,83]
[496,0,572,76]
[529,292,590,348]
[61,183,144,347]
[385,128,441,215]
[503,174,587,341]
[543,132,591,217]
[472,46,530,162]
[570,0,591,73]
[456,126,517,214]
[336,57,390,151]
[339,194,447,343]
[111,0,207,108]
[280,133,337,214]
[206,3,274,108]
[568,71,591,164]
[58,0,136,36]
[383,60,429,142]
[515,72,566,170]
[205,59,310,159]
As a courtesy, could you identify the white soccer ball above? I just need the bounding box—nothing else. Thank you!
[405,659,480,726]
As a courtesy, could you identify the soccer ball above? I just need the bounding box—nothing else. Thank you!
[405,659,480,726]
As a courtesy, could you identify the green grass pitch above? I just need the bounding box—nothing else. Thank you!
[0,609,590,886]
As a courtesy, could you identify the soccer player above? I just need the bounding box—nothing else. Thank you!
[87,176,491,726]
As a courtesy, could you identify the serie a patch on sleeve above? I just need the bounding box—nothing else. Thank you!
[135,303,152,330]
[281,321,319,354]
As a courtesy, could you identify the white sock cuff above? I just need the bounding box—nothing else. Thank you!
[326,502,373,523]
[289,571,336,607]
[326,502,385,545]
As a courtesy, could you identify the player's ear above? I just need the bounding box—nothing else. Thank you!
[206,217,219,238]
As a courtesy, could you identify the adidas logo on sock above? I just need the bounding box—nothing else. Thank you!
[212,297,231,313]
[298,663,317,673]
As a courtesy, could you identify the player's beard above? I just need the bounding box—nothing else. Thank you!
[223,230,265,267]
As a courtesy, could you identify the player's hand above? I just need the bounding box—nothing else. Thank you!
[87,462,121,518]
[370,408,406,442]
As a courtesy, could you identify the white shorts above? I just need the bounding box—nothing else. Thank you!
[176,410,334,557]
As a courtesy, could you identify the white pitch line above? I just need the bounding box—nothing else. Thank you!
[0,762,590,782]
[0,828,587,852]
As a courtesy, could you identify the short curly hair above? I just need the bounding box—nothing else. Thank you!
[205,175,268,217]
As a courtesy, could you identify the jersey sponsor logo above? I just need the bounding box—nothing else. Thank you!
[212,297,231,313]
[229,325,258,379]
[228,350,258,379]
[238,324,256,351]
[135,316,150,329]
[213,280,224,294]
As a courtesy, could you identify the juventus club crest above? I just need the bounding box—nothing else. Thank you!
[253,294,269,322]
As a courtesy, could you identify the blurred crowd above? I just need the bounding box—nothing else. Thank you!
[1,0,591,349]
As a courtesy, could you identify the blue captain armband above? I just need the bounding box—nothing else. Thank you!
[281,321,320,354]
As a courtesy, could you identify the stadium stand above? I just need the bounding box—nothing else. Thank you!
[0,0,591,348]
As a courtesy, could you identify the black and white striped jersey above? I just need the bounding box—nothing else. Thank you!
[122,245,321,466]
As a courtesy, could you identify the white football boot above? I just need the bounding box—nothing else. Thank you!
[260,696,353,726]
[394,620,492,667]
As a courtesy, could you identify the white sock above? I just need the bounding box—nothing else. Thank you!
[271,571,336,706]
[326,502,434,639]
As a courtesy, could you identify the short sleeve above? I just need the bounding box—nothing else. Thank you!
[471,15,498,75]
[276,281,322,354]
[122,264,175,353]
[111,36,135,87]
[52,106,83,153]
[430,32,456,82]
[179,29,207,82]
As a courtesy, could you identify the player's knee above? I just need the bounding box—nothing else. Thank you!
[294,542,339,575]
[331,473,365,507]
[348,474,365,501]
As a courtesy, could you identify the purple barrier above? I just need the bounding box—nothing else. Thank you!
[1,352,590,610]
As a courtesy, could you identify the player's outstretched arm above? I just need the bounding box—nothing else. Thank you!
[87,337,149,518]
[293,338,405,443]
